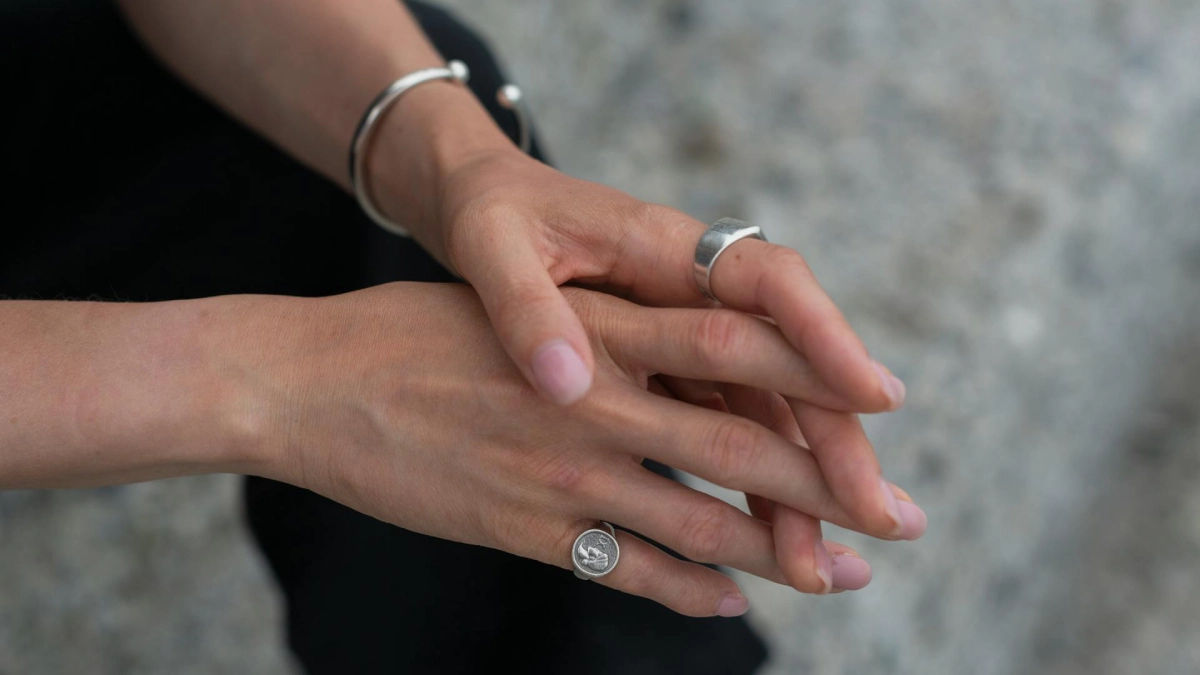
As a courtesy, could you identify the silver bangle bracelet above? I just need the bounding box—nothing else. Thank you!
[348,59,532,237]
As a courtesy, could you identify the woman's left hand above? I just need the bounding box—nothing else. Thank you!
[418,147,907,417]
[386,146,915,542]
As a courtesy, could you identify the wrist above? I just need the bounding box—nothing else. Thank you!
[93,296,289,483]
[365,80,517,249]
[0,297,281,488]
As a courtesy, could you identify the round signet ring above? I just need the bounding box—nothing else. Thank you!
[693,217,768,302]
[572,521,620,580]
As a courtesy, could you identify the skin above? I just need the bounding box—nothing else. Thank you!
[114,0,905,410]
[2,0,928,613]
[0,284,923,616]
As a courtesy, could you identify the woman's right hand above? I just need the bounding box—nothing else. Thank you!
[226,282,924,617]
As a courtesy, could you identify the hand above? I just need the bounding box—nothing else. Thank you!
[406,148,914,546]
[415,148,906,417]
[654,375,925,594]
[238,283,925,617]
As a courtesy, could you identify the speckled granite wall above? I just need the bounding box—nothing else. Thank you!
[3,1,1198,673]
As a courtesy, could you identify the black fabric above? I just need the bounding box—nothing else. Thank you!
[1,2,770,673]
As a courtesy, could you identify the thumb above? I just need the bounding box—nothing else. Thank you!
[467,246,595,406]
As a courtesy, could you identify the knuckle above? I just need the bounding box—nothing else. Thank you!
[521,451,622,512]
[761,247,824,307]
[678,501,733,561]
[767,245,813,278]
[616,555,658,598]
[662,576,721,618]
[632,201,686,226]
[704,419,764,486]
[524,450,592,496]
[691,310,749,372]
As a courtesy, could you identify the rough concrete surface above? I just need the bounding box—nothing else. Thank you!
[3,1,1199,673]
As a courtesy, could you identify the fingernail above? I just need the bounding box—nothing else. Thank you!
[830,553,872,591]
[716,592,749,617]
[896,500,928,540]
[888,481,914,503]
[880,477,904,536]
[530,339,592,405]
[813,541,833,593]
[872,360,906,407]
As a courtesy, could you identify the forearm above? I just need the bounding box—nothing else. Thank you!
[115,0,514,238]
[0,297,275,488]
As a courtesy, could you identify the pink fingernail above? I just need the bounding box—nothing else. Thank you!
[880,478,904,536]
[896,500,928,540]
[830,553,872,591]
[872,361,906,406]
[813,541,833,593]
[716,593,749,617]
[530,339,592,405]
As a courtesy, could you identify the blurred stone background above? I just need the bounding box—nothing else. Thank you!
[2,1,1198,673]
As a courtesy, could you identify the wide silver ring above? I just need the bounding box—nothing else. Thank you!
[572,521,620,580]
[693,217,768,302]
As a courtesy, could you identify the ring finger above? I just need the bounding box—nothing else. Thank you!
[505,511,752,618]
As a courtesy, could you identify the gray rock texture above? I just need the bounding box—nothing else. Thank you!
[0,478,294,674]
[3,1,1198,673]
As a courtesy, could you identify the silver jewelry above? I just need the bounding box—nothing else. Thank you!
[348,60,532,237]
[572,521,620,580]
[692,217,768,301]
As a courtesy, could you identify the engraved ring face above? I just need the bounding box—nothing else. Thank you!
[572,528,620,579]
